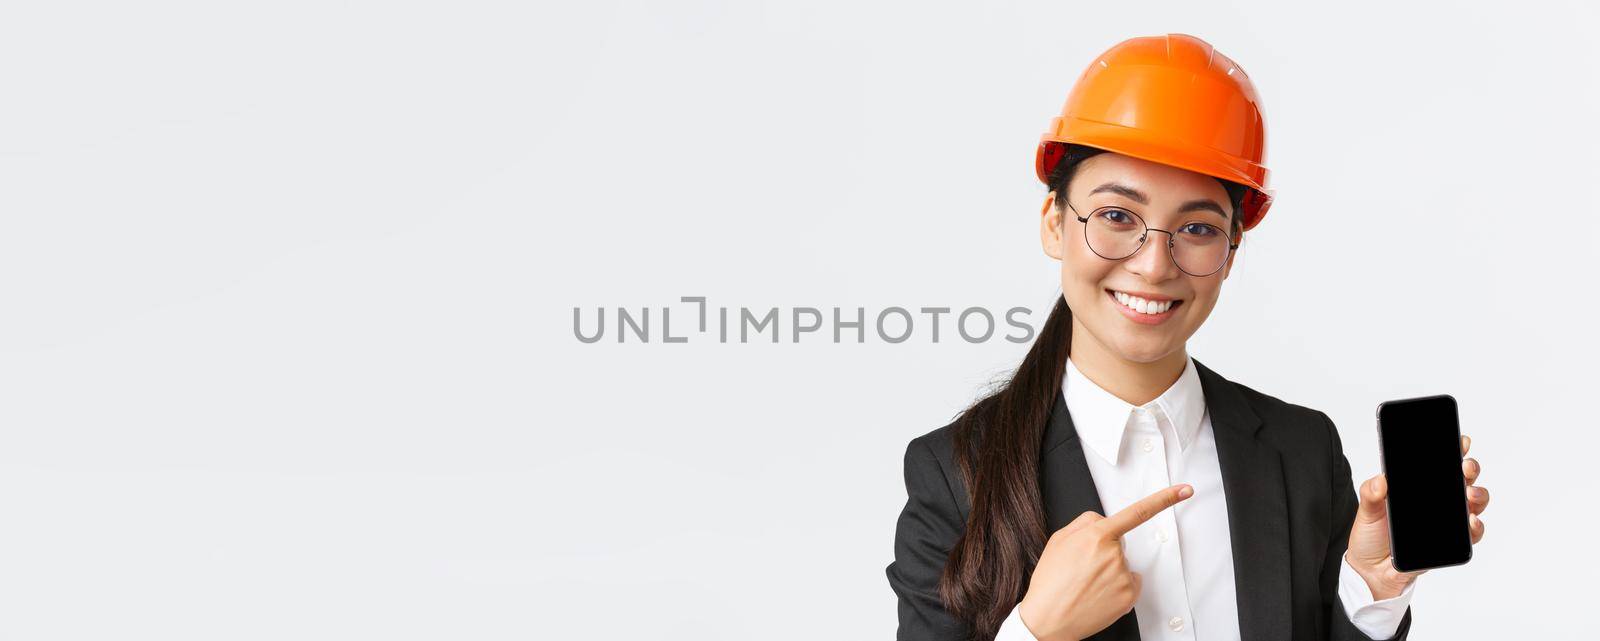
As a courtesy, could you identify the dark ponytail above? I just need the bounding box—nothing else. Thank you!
[935,144,1247,640]
[937,294,1072,640]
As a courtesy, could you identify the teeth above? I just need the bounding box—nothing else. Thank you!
[1113,291,1174,315]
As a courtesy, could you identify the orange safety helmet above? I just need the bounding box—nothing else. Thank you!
[1036,33,1274,231]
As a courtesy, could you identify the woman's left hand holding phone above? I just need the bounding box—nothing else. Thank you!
[1345,435,1490,598]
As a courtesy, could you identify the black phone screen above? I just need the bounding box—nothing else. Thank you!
[1377,395,1473,572]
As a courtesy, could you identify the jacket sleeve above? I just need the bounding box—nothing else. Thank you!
[887,435,973,641]
[1320,412,1413,641]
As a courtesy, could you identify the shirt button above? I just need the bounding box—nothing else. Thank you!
[1168,616,1184,632]
[1157,529,1169,543]
[1141,438,1154,453]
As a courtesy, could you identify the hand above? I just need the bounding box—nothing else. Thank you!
[1346,434,1490,600]
[1017,484,1194,641]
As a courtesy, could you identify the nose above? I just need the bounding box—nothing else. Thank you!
[1125,229,1182,282]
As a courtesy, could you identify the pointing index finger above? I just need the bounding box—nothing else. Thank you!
[1099,484,1193,538]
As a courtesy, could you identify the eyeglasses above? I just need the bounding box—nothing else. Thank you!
[1066,200,1239,277]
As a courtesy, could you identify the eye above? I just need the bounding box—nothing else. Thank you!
[1179,222,1220,237]
[1096,209,1136,225]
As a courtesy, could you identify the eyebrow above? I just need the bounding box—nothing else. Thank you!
[1087,182,1230,221]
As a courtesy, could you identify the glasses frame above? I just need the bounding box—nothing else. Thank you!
[1066,200,1240,277]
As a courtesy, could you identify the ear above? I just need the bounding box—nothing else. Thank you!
[1220,233,1241,280]
[1040,191,1065,260]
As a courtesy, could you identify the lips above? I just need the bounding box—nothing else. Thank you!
[1105,289,1183,324]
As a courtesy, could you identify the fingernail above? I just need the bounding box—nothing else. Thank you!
[1178,485,1193,498]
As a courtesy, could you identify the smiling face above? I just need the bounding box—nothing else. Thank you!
[1040,151,1241,366]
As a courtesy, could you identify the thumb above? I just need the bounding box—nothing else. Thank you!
[1356,474,1387,524]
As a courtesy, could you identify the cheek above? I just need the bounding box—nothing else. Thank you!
[1186,279,1224,310]
[1060,242,1111,292]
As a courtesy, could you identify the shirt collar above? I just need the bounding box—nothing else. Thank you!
[1063,355,1206,466]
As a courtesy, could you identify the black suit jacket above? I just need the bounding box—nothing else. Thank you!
[887,358,1412,641]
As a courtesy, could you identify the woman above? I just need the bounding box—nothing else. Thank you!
[886,34,1491,641]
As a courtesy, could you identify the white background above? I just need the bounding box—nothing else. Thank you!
[2,1,1597,639]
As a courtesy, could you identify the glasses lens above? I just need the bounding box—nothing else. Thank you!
[1171,222,1231,276]
[1083,208,1145,260]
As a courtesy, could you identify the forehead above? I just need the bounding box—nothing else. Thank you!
[1072,152,1231,205]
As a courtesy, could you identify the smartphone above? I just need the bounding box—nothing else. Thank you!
[1375,394,1473,572]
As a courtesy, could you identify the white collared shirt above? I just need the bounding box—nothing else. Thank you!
[996,355,1415,640]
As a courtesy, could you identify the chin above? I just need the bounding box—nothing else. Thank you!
[1093,318,1184,363]
[1109,339,1178,364]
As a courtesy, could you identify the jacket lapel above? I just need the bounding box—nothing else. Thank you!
[1193,358,1291,641]
[1040,388,1106,530]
